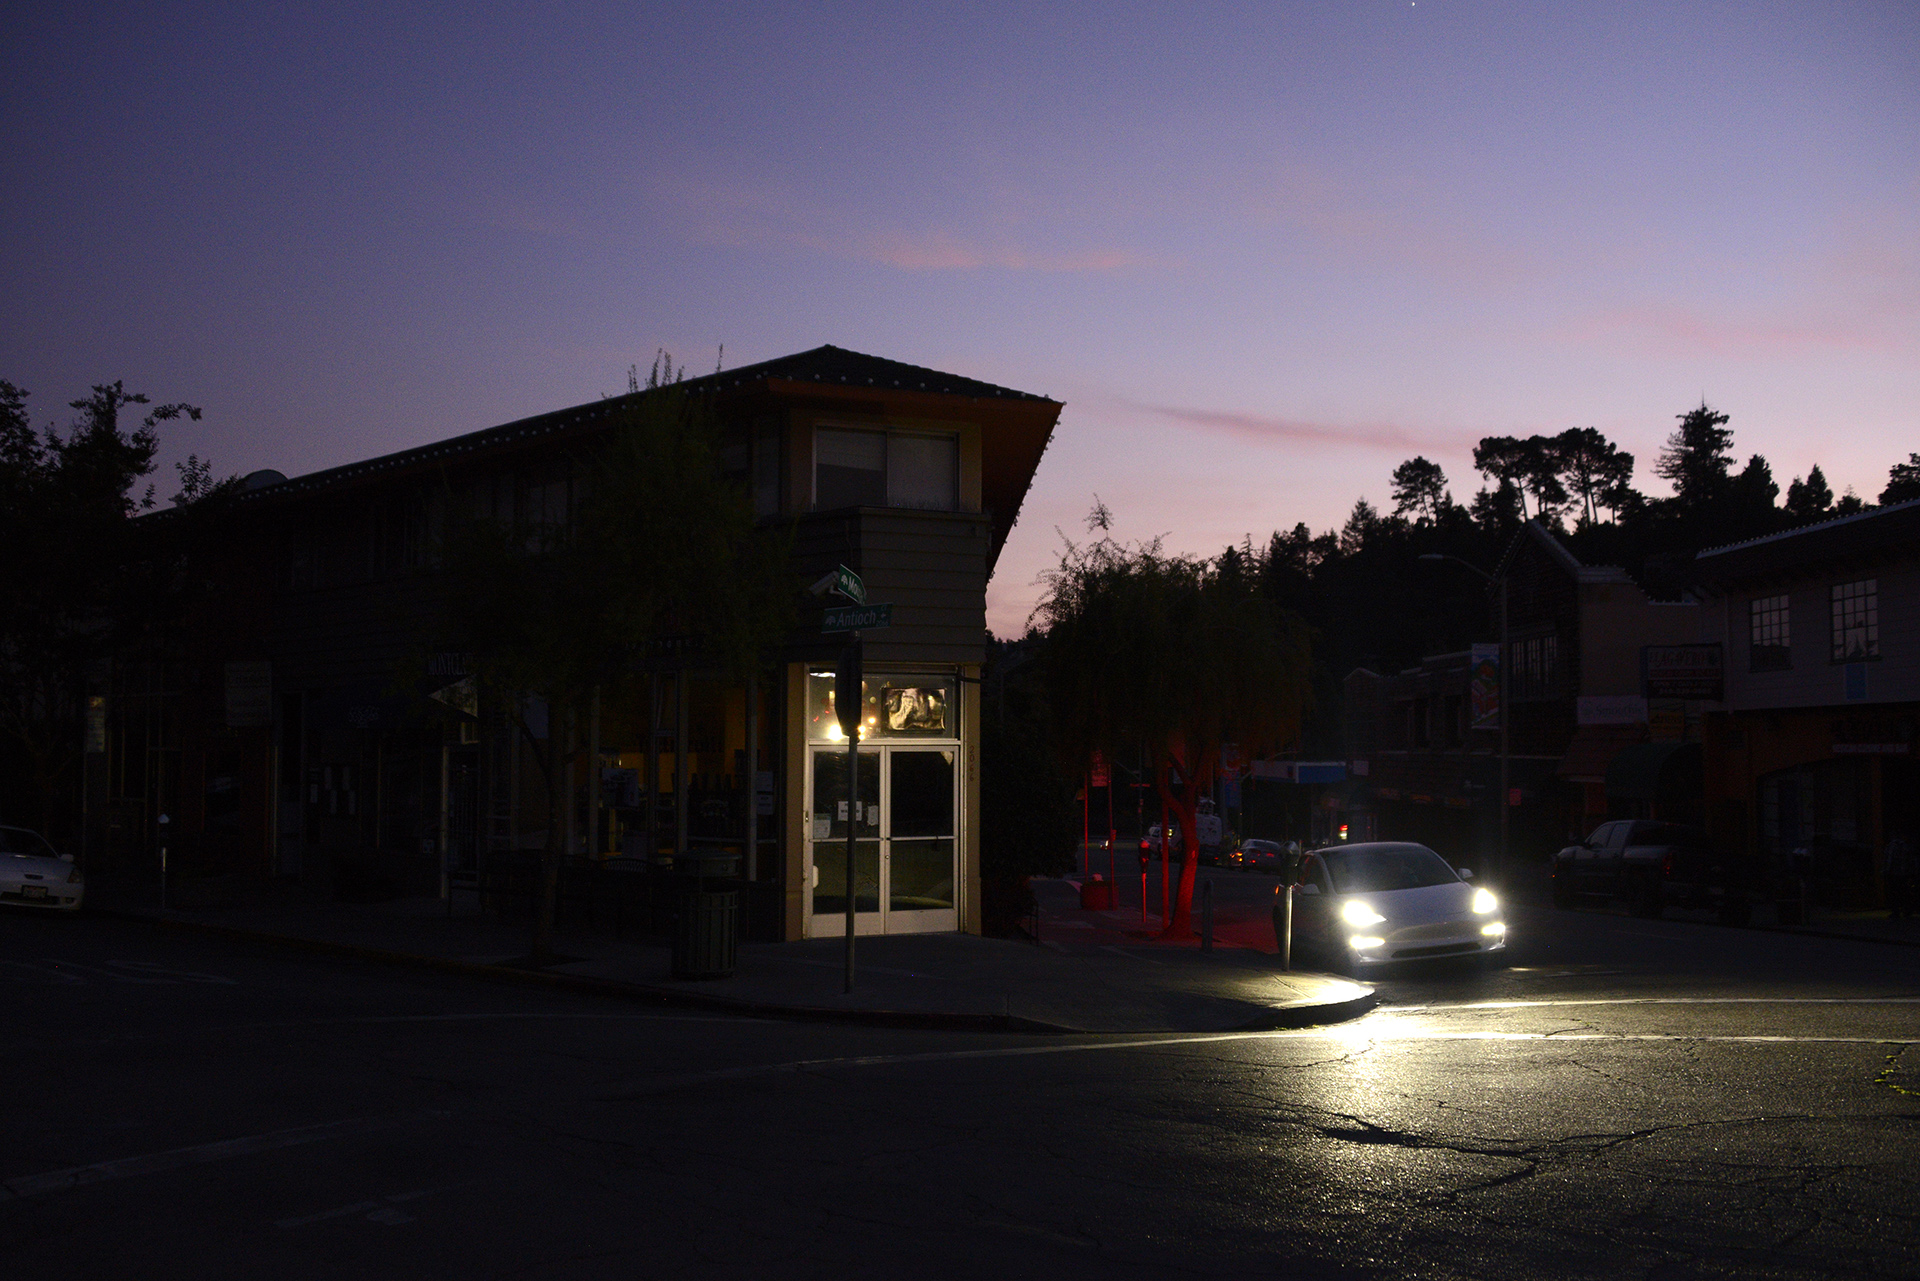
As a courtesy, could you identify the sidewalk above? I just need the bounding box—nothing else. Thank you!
[85,878,1372,1035]
[1501,861,1920,948]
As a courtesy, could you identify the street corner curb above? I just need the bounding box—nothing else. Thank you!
[85,906,1070,1033]
[1233,984,1378,1031]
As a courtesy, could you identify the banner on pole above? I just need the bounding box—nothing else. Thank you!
[1469,643,1500,730]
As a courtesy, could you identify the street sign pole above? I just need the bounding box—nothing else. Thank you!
[837,634,863,994]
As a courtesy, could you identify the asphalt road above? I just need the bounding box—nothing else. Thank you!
[4,896,1919,1280]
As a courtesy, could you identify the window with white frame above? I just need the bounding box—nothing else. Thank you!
[1831,579,1878,662]
[1749,595,1790,671]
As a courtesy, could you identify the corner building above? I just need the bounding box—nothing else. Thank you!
[103,347,1059,940]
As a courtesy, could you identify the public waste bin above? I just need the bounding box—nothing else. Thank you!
[671,850,741,980]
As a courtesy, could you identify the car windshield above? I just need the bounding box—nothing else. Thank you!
[0,828,57,857]
[1325,845,1459,894]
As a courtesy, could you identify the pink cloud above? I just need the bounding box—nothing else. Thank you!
[1142,401,1482,452]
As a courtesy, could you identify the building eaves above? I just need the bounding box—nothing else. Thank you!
[1688,497,1920,586]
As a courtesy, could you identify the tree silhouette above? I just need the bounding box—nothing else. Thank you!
[1037,518,1309,938]
[1654,402,1735,504]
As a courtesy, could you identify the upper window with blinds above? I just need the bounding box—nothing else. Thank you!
[814,428,957,512]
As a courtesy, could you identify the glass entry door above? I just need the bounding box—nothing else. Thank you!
[808,746,957,934]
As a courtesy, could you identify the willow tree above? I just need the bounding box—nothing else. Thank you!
[436,358,793,960]
[1036,511,1310,937]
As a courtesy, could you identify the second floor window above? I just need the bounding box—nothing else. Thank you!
[1831,579,1878,662]
[1750,595,1790,671]
[815,428,957,511]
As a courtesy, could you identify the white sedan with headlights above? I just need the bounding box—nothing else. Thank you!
[1289,842,1503,971]
[1,826,85,910]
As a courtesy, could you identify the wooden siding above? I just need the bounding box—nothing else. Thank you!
[788,507,990,666]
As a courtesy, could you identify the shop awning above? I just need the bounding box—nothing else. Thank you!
[1605,741,1702,803]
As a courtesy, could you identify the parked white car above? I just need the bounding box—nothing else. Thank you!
[1,826,85,910]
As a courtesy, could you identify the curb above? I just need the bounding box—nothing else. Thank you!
[84,907,1378,1035]
[1522,898,1920,950]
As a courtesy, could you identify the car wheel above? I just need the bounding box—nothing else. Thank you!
[1632,878,1664,919]
[1717,896,1752,927]
[1551,867,1576,909]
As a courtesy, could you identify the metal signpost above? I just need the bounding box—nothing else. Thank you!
[818,566,890,993]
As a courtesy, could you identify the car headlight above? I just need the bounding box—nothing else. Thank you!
[1348,935,1386,950]
[1471,887,1498,914]
[1340,900,1386,927]
[68,868,83,884]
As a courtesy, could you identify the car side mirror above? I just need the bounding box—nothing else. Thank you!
[1298,882,1320,896]
[1458,867,1475,880]
[59,852,75,863]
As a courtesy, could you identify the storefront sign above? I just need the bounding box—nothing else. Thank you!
[1577,695,1648,725]
[1643,644,1723,700]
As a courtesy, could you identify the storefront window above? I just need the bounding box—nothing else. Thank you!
[806,672,956,742]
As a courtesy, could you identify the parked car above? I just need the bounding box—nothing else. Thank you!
[1551,820,1749,924]
[1286,842,1504,972]
[1,826,84,910]
[1237,839,1289,874]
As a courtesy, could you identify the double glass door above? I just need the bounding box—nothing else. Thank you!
[808,746,957,934]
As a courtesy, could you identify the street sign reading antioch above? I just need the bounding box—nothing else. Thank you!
[833,565,866,606]
[822,603,891,632]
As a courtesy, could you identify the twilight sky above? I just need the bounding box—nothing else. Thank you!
[5,1,1916,635]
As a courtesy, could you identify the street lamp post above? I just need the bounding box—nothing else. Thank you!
[1419,553,1509,886]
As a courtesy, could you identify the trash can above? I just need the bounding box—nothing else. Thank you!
[671,850,741,980]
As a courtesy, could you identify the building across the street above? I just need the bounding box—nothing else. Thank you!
[1343,520,1701,864]
[1690,499,1920,908]
[93,346,1061,939]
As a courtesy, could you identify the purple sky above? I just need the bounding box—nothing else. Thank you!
[6,2,1916,636]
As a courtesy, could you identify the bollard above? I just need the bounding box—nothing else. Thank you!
[1284,883,1293,972]
[1200,879,1214,952]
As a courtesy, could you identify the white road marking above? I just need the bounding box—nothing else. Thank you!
[274,1187,442,1229]
[0,959,84,984]
[2,1121,356,1200]
[40,959,175,984]
[108,960,238,985]
[1381,997,1920,1012]
[606,1026,1920,1095]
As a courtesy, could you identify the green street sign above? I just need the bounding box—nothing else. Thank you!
[822,603,891,632]
[832,564,866,606]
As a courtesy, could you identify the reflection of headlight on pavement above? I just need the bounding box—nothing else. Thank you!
[1471,888,1498,914]
[1349,935,1386,950]
[1481,921,1506,936]
[1341,900,1386,927]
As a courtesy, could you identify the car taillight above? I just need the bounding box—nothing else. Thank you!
[1661,853,1675,878]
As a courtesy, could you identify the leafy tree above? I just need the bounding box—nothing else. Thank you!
[1037,517,1309,937]
[1653,402,1735,504]
[1472,437,1534,517]
[1784,464,1834,521]
[1881,454,1920,506]
[1554,427,1637,525]
[0,381,205,838]
[434,357,794,959]
[1834,488,1867,516]
[1389,456,1448,523]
